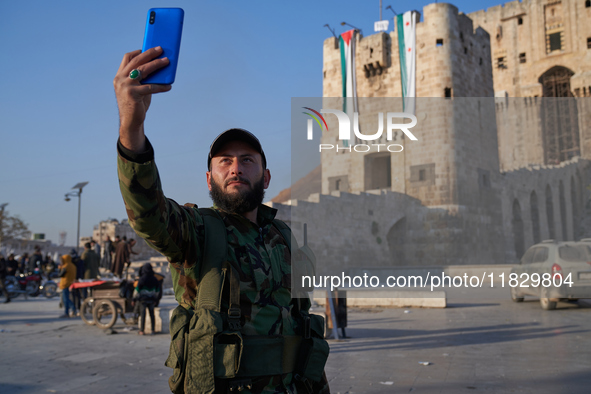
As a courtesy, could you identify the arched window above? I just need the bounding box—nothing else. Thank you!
[577,169,584,214]
[530,191,541,244]
[559,181,568,240]
[571,176,579,240]
[512,199,525,259]
[546,185,556,240]
[540,66,574,97]
[539,66,580,164]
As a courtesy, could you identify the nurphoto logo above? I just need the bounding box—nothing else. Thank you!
[303,107,418,153]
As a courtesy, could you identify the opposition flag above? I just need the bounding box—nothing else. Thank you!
[396,11,418,114]
[340,29,358,146]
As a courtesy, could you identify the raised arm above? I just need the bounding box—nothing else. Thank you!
[113,47,171,152]
[114,49,204,279]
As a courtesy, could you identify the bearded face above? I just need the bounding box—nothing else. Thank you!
[207,140,270,216]
[209,172,266,214]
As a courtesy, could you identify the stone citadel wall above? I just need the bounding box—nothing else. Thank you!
[271,157,589,270]
[501,157,591,262]
[494,93,591,172]
[278,1,591,271]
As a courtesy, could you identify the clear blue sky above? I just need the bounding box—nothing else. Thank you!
[0,0,501,246]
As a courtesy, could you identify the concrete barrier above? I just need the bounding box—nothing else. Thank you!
[347,264,515,285]
[312,289,447,308]
[139,306,172,334]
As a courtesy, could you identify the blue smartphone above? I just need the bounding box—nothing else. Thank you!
[141,8,184,85]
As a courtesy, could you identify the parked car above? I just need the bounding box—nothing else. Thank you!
[510,240,591,310]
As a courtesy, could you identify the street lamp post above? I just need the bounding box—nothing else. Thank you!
[340,21,363,36]
[65,182,88,254]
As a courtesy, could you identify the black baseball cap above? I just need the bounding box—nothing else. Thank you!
[208,128,267,170]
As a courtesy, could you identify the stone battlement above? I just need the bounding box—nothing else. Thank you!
[468,0,530,20]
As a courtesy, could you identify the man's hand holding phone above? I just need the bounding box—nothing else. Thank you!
[113,47,171,153]
[115,8,183,152]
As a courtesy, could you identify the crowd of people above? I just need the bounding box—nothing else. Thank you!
[2,235,163,337]
[0,246,59,281]
[0,246,59,303]
[56,236,140,318]
[0,235,138,279]
[1,236,145,312]
[56,239,163,336]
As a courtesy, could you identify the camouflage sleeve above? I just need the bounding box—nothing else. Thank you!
[116,138,203,266]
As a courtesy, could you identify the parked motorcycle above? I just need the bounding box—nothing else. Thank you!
[40,279,58,298]
[5,270,43,298]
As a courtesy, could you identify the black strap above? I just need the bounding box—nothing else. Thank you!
[227,263,242,331]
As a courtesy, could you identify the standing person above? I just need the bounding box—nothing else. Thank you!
[0,254,11,303]
[44,253,56,279]
[18,253,29,275]
[29,246,43,273]
[71,249,84,312]
[112,236,130,278]
[112,235,121,257]
[126,238,138,275]
[57,254,77,318]
[135,263,160,335]
[90,240,101,259]
[41,253,48,278]
[101,236,113,271]
[127,238,138,256]
[114,48,329,393]
[6,254,18,277]
[109,235,120,272]
[81,242,100,280]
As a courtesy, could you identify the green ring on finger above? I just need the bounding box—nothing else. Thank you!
[129,69,141,80]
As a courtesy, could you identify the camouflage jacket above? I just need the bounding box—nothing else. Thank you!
[117,139,321,393]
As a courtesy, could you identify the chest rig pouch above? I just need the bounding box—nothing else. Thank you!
[165,207,328,394]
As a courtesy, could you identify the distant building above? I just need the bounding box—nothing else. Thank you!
[91,218,161,261]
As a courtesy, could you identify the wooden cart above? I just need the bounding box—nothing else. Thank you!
[73,280,136,329]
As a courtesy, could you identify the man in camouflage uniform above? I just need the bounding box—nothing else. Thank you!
[114,48,329,393]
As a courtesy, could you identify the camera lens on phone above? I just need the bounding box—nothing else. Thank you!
[150,11,155,24]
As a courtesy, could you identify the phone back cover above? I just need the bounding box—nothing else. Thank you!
[141,8,184,84]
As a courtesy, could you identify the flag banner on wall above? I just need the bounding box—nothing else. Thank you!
[397,11,418,114]
[340,29,358,146]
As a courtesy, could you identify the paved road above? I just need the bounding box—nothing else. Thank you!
[1,291,590,393]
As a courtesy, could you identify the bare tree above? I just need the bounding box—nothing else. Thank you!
[0,210,31,241]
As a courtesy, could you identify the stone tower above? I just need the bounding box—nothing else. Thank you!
[321,3,500,208]
[316,3,507,266]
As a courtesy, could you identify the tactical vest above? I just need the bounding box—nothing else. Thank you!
[165,208,329,394]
